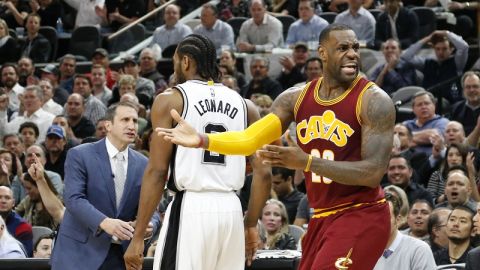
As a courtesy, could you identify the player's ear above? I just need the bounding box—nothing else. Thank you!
[318,45,327,63]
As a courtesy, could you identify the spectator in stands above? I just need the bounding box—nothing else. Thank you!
[1,63,24,111]
[1,85,55,142]
[277,42,308,88]
[333,0,376,48]
[117,55,155,108]
[241,56,283,99]
[72,74,107,125]
[384,185,410,230]
[403,91,449,155]
[44,125,67,179]
[269,0,299,16]
[150,4,191,52]
[387,154,434,205]
[216,0,250,21]
[17,57,34,87]
[271,167,304,224]
[94,118,108,139]
[221,75,240,93]
[29,0,61,28]
[261,199,297,250]
[401,30,468,104]
[428,207,451,253]
[139,48,167,95]
[116,74,136,99]
[373,0,419,50]
[40,64,69,106]
[63,0,107,28]
[236,0,284,53]
[403,199,433,241]
[0,186,32,256]
[373,193,436,270]
[39,79,63,116]
[20,13,51,63]
[437,170,478,213]
[106,0,145,31]
[18,121,38,149]
[369,39,417,95]
[434,206,474,265]
[0,0,29,29]
[2,134,25,171]
[296,57,323,86]
[0,19,18,64]
[465,202,480,270]
[58,54,76,93]
[293,195,310,229]
[0,215,26,258]
[33,234,53,258]
[90,64,112,107]
[219,49,247,89]
[451,71,480,136]
[52,114,80,147]
[285,0,328,47]
[194,3,235,56]
[65,93,95,139]
[0,149,19,187]
[91,48,116,89]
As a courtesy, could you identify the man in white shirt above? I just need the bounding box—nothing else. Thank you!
[149,4,192,51]
[40,79,63,116]
[1,64,24,111]
[334,0,376,47]
[63,0,108,28]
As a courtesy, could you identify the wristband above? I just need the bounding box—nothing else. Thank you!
[196,134,205,148]
[304,155,313,172]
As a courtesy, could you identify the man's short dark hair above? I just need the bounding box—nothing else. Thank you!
[305,57,323,69]
[319,24,353,45]
[385,192,402,217]
[202,3,218,15]
[272,167,295,181]
[411,199,433,210]
[389,153,412,169]
[19,121,40,138]
[412,91,437,107]
[34,234,54,252]
[73,74,93,88]
[0,63,18,76]
[2,133,22,145]
[448,205,475,223]
[428,207,450,237]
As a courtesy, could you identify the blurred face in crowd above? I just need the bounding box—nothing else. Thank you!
[45,133,66,154]
[18,58,34,77]
[220,51,235,68]
[272,175,291,198]
[444,122,465,145]
[123,63,140,78]
[463,74,480,107]
[446,208,473,244]
[92,55,109,69]
[164,4,180,27]
[25,145,46,169]
[261,202,284,234]
[0,152,13,174]
[73,77,93,98]
[305,60,322,82]
[412,94,435,123]
[66,94,84,118]
[348,0,363,10]
[39,80,54,102]
[382,39,401,61]
[200,6,217,29]
[445,172,471,207]
[23,180,40,202]
[431,208,451,248]
[407,201,432,237]
[52,116,69,131]
[387,157,412,188]
[95,119,108,139]
[446,146,463,167]
[1,66,18,89]
[0,186,15,215]
[20,127,37,148]
[105,105,138,147]
[140,50,157,73]
[473,204,480,236]
[34,238,52,258]
[59,58,76,78]
[433,40,453,62]
[25,15,40,35]
[293,47,309,66]
[23,89,43,115]
[119,83,136,97]
[384,0,400,15]
[250,0,266,25]
[393,124,410,151]
[4,135,23,157]
[0,22,6,38]
[250,59,269,81]
[298,0,314,22]
[91,67,106,88]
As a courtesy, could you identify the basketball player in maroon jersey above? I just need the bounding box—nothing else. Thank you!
[157,24,395,270]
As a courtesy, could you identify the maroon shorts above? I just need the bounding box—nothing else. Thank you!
[299,201,390,270]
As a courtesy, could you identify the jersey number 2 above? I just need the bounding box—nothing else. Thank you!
[311,149,334,184]
[203,123,227,165]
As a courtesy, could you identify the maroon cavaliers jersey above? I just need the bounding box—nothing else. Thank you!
[294,76,384,210]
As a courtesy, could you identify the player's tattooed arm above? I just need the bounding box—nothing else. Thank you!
[270,86,303,133]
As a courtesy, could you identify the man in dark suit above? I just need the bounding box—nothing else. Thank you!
[51,101,158,270]
[466,203,480,270]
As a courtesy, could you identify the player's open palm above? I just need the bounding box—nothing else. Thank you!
[155,109,201,147]
[256,130,309,170]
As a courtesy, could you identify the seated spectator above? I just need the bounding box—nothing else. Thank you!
[251,94,273,117]
[401,30,468,104]
[221,75,240,93]
[17,57,34,87]
[20,13,51,63]
[236,0,283,53]
[72,74,107,125]
[193,3,234,56]
[0,19,18,64]
[90,48,116,89]
[434,206,475,265]
[373,0,419,50]
[0,0,30,29]
[241,56,283,99]
[465,202,480,269]
[1,63,24,112]
[65,93,95,139]
[63,0,107,28]
[58,54,76,94]
[219,49,247,89]
[384,185,410,230]
[44,125,67,179]
[52,114,81,147]
[451,71,480,136]
[401,199,433,241]
[285,0,328,47]
[107,0,145,31]
[271,167,304,224]
[333,0,376,48]
[139,48,167,95]
[261,199,297,250]
[436,169,478,213]
[373,193,436,270]
[18,121,38,149]
[117,74,136,100]
[0,149,20,187]
[149,4,191,51]
[427,207,451,253]
[370,39,417,95]
[277,42,308,88]
[90,64,112,107]
[39,79,63,116]
[295,57,323,87]
[403,91,449,156]
[32,234,53,258]
[0,215,26,258]
[29,0,61,28]
[216,0,250,21]
[2,134,25,172]
[40,64,69,106]
[0,186,32,256]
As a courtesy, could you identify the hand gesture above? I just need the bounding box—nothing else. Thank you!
[237,42,254,52]
[386,54,399,70]
[124,237,144,270]
[0,160,9,176]
[279,56,295,73]
[429,132,445,159]
[256,130,309,170]
[27,154,45,181]
[0,92,8,111]
[155,109,202,148]
[245,226,259,266]
[95,4,107,19]
[109,8,121,22]
[466,152,476,177]
[100,218,135,241]
[448,1,464,10]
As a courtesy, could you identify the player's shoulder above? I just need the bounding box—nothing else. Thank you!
[364,83,393,104]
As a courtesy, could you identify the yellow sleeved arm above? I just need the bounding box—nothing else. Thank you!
[207,113,283,156]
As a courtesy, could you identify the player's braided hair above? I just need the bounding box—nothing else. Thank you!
[177,34,220,82]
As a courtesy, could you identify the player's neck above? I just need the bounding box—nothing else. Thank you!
[319,79,349,100]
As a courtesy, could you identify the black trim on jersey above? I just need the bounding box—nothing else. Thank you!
[167,144,180,193]
[160,190,184,270]
[173,84,188,119]
[240,96,248,129]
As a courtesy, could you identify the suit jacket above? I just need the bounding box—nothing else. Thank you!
[374,7,419,50]
[51,139,155,270]
[466,247,480,270]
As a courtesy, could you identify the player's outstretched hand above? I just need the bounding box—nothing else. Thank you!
[124,237,144,270]
[155,109,202,148]
[256,130,310,170]
[245,226,259,266]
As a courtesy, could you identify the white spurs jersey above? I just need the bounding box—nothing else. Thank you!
[169,80,248,192]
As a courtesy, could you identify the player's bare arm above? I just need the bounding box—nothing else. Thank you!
[124,88,183,270]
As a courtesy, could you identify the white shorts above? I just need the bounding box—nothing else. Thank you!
[153,191,245,270]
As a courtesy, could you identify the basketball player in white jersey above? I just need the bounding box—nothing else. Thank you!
[124,34,272,270]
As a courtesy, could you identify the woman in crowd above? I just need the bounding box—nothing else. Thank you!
[0,216,26,258]
[0,149,20,186]
[0,19,18,64]
[384,185,410,230]
[219,49,247,89]
[260,199,297,250]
